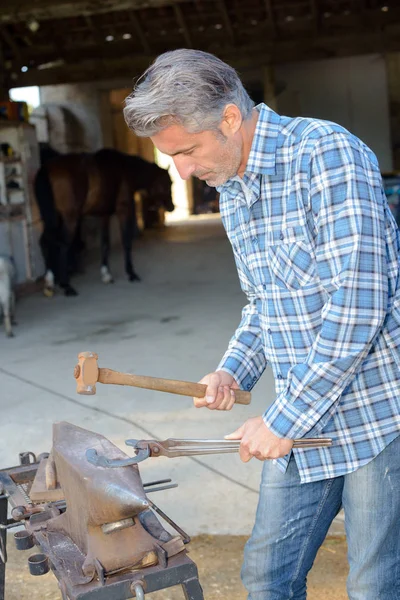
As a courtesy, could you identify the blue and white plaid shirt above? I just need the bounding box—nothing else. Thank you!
[217,103,400,483]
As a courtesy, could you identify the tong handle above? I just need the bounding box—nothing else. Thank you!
[164,438,332,448]
[134,437,333,459]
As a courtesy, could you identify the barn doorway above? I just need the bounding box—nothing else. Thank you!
[108,88,191,223]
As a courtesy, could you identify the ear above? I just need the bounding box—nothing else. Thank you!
[220,104,242,136]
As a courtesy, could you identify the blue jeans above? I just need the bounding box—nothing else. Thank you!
[241,434,400,600]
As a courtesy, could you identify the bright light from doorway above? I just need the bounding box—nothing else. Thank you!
[9,86,40,109]
[155,148,190,222]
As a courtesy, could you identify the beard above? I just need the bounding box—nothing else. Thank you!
[194,133,242,188]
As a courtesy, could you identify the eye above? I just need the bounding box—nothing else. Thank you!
[183,149,194,156]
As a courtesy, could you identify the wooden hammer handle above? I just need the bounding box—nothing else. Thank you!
[98,368,251,405]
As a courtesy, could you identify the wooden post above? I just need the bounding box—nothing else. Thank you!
[263,65,277,111]
[0,88,10,102]
[385,53,400,171]
[0,41,10,102]
[0,489,7,600]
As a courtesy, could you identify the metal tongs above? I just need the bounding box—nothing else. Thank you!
[86,437,332,468]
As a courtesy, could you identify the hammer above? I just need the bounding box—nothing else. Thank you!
[74,351,251,405]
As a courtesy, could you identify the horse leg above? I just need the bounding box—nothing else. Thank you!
[59,216,79,296]
[118,213,141,282]
[68,218,84,275]
[40,229,56,297]
[3,296,14,337]
[100,216,114,283]
[10,290,17,326]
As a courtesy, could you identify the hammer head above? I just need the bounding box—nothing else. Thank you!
[75,352,99,395]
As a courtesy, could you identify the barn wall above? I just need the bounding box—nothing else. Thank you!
[39,82,105,152]
[108,88,155,161]
[274,53,393,172]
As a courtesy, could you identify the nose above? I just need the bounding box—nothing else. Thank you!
[173,156,196,180]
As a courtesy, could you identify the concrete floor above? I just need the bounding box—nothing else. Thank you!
[0,215,344,537]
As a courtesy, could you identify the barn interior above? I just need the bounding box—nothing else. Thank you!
[1,1,400,599]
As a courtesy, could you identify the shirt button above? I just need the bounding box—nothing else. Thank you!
[279,232,284,241]
[277,373,283,380]
[252,237,258,245]
[268,328,272,334]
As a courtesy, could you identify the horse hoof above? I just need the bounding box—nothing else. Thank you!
[101,274,114,284]
[100,266,113,284]
[6,331,15,338]
[129,273,141,282]
[43,286,55,298]
[64,285,79,297]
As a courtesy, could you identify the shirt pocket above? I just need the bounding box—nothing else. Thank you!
[267,226,316,291]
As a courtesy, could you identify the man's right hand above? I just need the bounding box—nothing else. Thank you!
[193,370,240,410]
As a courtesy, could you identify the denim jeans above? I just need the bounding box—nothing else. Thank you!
[241,434,400,600]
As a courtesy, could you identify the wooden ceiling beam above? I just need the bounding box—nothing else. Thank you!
[17,4,400,66]
[10,55,153,87]
[0,0,193,24]
[10,25,400,89]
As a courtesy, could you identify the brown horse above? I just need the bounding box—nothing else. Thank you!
[34,148,174,296]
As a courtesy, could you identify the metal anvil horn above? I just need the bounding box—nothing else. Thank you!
[45,422,185,578]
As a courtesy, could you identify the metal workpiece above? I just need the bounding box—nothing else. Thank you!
[101,517,135,535]
[87,436,333,467]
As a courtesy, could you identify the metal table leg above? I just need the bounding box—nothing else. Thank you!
[181,577,204,600]
[0,489,8,600]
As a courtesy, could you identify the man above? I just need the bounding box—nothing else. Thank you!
[124,49,400,599]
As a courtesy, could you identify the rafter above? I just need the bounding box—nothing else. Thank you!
[85,15,104,46]
[264,0,276,37]
[217,0,235,45]
[309,0,319,34]
[11,23,400,89]
[0,26,22,63]
[173,4,193,48]
[129,12,151,54]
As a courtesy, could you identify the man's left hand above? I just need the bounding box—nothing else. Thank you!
[225,416,293,462]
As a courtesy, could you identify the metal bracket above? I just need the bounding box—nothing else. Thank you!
[85,445,150,468]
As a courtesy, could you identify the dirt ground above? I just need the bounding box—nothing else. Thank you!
[5,534,348,600]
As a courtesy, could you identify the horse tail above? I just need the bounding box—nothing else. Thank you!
[34,164,61,230]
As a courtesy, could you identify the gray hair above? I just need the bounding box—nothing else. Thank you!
[123,49,255,137]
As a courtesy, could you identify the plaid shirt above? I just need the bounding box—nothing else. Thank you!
[217,103,400,483]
